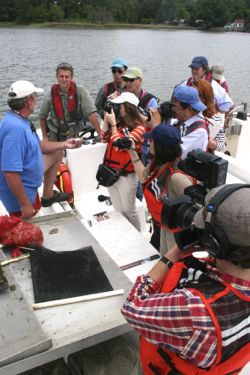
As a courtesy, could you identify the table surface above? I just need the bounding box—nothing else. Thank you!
[0,210,158,375]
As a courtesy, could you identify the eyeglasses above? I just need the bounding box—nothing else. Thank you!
[111,68,124,74]
[122,77,136,83]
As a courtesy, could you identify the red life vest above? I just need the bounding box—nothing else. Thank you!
[140,256,250,375]
[51,81,78,123]
[186,72,213,87]
[143,162,187,230]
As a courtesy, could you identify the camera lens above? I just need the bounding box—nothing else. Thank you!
[176,202,200,228]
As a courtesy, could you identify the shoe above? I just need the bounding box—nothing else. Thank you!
[41,190,70,207]
[0,265,8,293]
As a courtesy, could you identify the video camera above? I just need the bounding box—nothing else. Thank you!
[140,101,175,122]
[161,150,228,251]
[103,101,120,118]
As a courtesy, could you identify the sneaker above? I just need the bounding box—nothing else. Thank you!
[41,190,70,207]
[0,265,8,293]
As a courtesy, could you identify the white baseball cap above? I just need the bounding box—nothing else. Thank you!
[110,92,139,107]
[8,80,44,99]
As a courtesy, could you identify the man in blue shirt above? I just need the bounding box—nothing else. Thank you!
[0,80,81,218]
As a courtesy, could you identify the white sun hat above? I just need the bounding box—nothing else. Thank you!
[8,80,44,99]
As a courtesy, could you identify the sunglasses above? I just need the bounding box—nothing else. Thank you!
[122,77,136,82]
[111,68,124,74]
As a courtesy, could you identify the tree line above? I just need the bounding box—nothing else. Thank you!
[0,0,250,28]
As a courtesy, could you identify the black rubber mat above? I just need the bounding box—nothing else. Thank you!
[30,246,113,303]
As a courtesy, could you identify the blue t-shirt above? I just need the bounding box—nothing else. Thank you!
[0,111,43,213]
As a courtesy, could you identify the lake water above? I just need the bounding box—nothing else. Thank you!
[0,27,250,123]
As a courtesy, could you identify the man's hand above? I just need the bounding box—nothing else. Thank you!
[64,138,82,149]
[21,203,36,219]
[146,108,162,129]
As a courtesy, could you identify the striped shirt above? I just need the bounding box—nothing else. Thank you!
[101,123,145,153]
[121,266,250,368]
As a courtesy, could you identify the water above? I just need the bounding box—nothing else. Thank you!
[0,27,250,123]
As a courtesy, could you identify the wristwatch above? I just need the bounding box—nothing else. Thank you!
[160,256,173,269]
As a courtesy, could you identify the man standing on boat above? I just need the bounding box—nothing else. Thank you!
[0,80,81,218]
[183,56,233,113]
[39,62,101,141]
[172,85,208,159]
[95,58,128,118]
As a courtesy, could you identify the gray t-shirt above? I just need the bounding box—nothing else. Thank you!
[39,84,96,137]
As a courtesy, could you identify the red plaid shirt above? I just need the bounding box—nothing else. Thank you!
[121,266,250,368]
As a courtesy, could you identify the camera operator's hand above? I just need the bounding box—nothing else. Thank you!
[147,108,162,129]
[104,109,116,128]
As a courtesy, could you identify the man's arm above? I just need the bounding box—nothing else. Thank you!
[39,92,51,140]
[88,112,101,136]
[3,172,35,218]
[40,118,48,140]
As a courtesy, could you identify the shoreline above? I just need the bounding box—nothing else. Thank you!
[0,21,225,32]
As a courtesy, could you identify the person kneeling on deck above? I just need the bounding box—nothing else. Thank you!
[0,80,82,218]
[39,62,101,142]
[122,184,250,375]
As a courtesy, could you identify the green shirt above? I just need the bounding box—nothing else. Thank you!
[39,84,96,137]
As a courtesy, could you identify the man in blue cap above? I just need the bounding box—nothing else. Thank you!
[173,85,209,159]
[183,56,233,113]
[95,58,128,118]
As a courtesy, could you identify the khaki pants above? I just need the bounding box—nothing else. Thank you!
[108,173,141,231]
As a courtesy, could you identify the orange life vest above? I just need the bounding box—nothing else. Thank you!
[143,161,186,230]
[104,127,142,173]
[140,257,250,375]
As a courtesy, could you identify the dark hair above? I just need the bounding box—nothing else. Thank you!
[224,245,250,269]
[153,141,182,166]
[120,102,141,129]
[7,98,26,110]
[56,62,73,75]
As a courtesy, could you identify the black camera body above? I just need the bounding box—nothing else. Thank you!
[103,101,120,118]
[113,137,132,150]
[139,101,174,122]
[161,150,229,251]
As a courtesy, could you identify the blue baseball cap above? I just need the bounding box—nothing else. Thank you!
[111,59,128,69]
[173,85,207,112]
[189,56,209,69]
[143,124,181,146]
